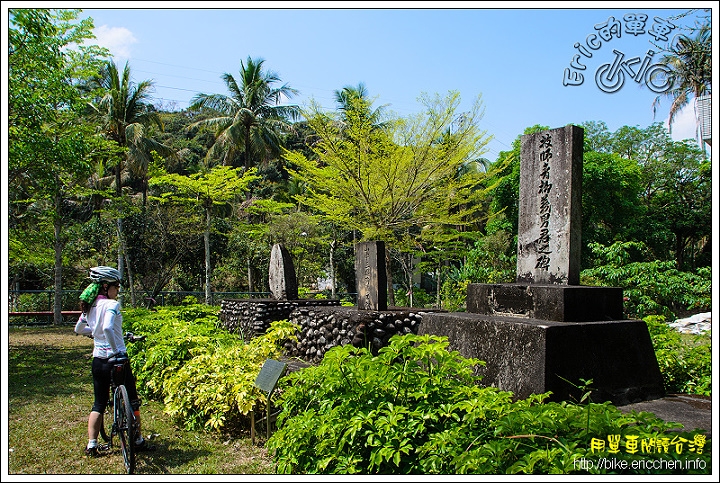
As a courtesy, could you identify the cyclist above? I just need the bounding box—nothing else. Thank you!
[74,265,154,457]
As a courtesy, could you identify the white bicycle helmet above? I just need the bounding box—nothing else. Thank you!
[89,265,122,285]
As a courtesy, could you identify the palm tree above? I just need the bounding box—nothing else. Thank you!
[189,56,300,171]
[334,82,389,130]
[87,60,177,204]
[86,60,177,302]
[651,19,711,137]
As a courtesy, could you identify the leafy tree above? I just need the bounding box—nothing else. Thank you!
[606,123,668,163]
[85,60,177,203]
[149,165,259,304]
[155,109,217,175]
[333,83,397,300]
[586,122,711,269]
[188,56,300,174]
[8,8,108,322]
[579,120,613,153]
[334,82,389,130]
[287,91,491,304]
[641,139,711,269]
[580,151,645,256]
[218,198,299,293]
[125,202,202,302]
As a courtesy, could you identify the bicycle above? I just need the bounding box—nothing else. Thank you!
[97,332,145,474]
[594,48,672,94]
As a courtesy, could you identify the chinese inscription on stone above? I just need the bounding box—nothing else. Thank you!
[517,125,583,285]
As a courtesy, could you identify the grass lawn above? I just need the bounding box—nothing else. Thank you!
[7,325,276,475]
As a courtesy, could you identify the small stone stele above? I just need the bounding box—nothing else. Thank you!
[354,241,387,311]
[268,243,298,300]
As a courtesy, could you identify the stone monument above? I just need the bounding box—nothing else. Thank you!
[354,241,388,311]
[268,243,298,300]
[419,125,665,405]
[467,125,623,322]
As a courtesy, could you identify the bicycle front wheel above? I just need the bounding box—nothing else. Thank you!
[115,385,136,474]
[98,409,112,449]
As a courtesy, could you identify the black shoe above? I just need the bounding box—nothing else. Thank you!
[134,438,156,452]
[84,446,101,458]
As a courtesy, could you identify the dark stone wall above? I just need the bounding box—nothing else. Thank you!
[219,298,339,338]
[219,300,431,364]
[285,307,427,363]
[220,299,663,406]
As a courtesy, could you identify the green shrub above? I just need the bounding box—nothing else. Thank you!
[439,233,516,311]
[440,278,469,312]
[268,333,710,474]
[581,242,711,319]
[124,304,298,432]
[10,292,52,312]
[644,315,712,396]
[393,286,435,308]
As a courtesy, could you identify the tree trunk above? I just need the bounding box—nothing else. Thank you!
[116,219,137,306]
[116,155,126,304]
[329,239,337,299]
[204,205,212,305]
[117,218,124,290]
[244,127,252,200]
[123,244,137,306]
[408,255,414,308]
[10,279,20,312]
[436,266,441,309]
[675,232,686,270]
[385,246,395,307]
[247,256,254,294]
[53,189,64,325]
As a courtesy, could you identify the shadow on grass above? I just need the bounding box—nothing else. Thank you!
[99,442,214,474]
[8,344,91,404]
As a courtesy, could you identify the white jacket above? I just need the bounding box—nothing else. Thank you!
[74,296,126,359]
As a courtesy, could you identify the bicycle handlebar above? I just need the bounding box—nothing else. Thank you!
[124,332,146,343]
[107,333,146,364]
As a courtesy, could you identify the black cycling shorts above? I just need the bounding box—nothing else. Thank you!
[90,356,142,413]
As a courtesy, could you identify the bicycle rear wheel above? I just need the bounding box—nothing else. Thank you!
[115,385,136,474]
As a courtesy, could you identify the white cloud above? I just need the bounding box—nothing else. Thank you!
[668,102,699,143]
[92,25,138,61]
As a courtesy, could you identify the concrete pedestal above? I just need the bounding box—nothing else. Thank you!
[417,312,665,406]
[467,283,624,322]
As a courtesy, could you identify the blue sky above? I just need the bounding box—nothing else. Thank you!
[68,2,714,162]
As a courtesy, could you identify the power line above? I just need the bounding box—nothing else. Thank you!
[126,57,514,158]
